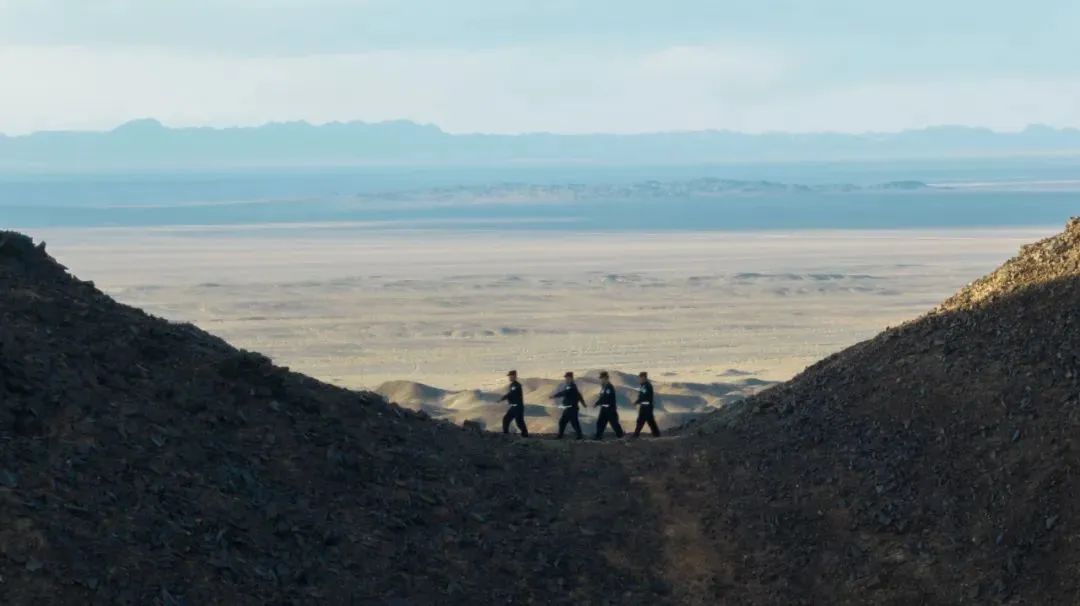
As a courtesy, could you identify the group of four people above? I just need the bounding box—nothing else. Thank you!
[497,370,662,440]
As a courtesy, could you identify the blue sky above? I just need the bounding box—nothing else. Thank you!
[1,0,1078,134]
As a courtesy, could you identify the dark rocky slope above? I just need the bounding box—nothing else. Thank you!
[5,218,1080,605]
[0,232,665,605]
[658,218,1080,603]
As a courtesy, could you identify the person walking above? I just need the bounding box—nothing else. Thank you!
[593,371,624,440]
[633,371,661,437]
[551,371,586,439]
[498,370,528,437]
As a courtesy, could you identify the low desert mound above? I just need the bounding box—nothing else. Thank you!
[376,369,770,433]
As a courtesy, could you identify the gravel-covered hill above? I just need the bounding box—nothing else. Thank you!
[5,218,1080,605]
[0,231,665,605]
[667,218,1080,603]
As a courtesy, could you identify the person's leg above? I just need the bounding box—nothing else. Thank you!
[634,408,646,437]
[514,407,529,437]
[612,413,624,438]
[595,409,608,440]
[646,408,661,437]
[502,408,513,434]
[571,409,583,439]
[558,409,569,438]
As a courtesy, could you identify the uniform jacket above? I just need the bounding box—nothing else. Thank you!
[635,381,655,406]
[499,380,524,407]
[553,382,586,409]
[596,383,618,410]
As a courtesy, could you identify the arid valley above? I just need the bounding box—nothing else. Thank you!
[35,224,1053,431]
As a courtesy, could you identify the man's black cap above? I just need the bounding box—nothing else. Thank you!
[639,371,648,378]
[507,370,517,376]
[564,371,574,378]
[598,371,609,378]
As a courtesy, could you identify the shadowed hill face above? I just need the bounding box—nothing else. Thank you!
[0,231,669,604]
[673,218,1080,602]
[7,220,1080,604]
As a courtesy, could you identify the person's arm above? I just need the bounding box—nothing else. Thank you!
[577,388,586,406]
[498,392,508,402]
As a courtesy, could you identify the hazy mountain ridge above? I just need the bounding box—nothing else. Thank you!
[4,119,1080,170]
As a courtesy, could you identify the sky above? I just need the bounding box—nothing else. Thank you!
[1,0,1079,135]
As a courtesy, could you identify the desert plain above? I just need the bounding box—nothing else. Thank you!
[32,224,1053,431]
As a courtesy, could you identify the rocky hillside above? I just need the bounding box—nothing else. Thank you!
[5,219,1080,605]
[667,217,1080,603]
[0,232,665,605]
[938,217,1080,312]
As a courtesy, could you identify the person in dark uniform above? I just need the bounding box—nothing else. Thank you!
[551,371,586,439]
[593,370,624,440]
[633,371,661,437]
[498,370,528,437]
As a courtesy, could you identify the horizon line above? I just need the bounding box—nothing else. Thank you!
[4,118,1080,139]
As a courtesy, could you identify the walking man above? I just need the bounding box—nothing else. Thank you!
[634,371,661,437]
[594,371,624,440]
[551,371,586,439]
[498,370,528,437]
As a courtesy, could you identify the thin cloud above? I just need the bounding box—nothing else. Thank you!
[1,43,1078,135]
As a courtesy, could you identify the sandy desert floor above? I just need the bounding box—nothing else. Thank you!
[30,224,1053,429]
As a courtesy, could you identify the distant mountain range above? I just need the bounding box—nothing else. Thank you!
[3,119,1080,170]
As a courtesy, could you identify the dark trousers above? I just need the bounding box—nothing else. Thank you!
[557,407,582,439]
[502,405,528,437]
[595,407,624,439]
[634,405,661,437]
